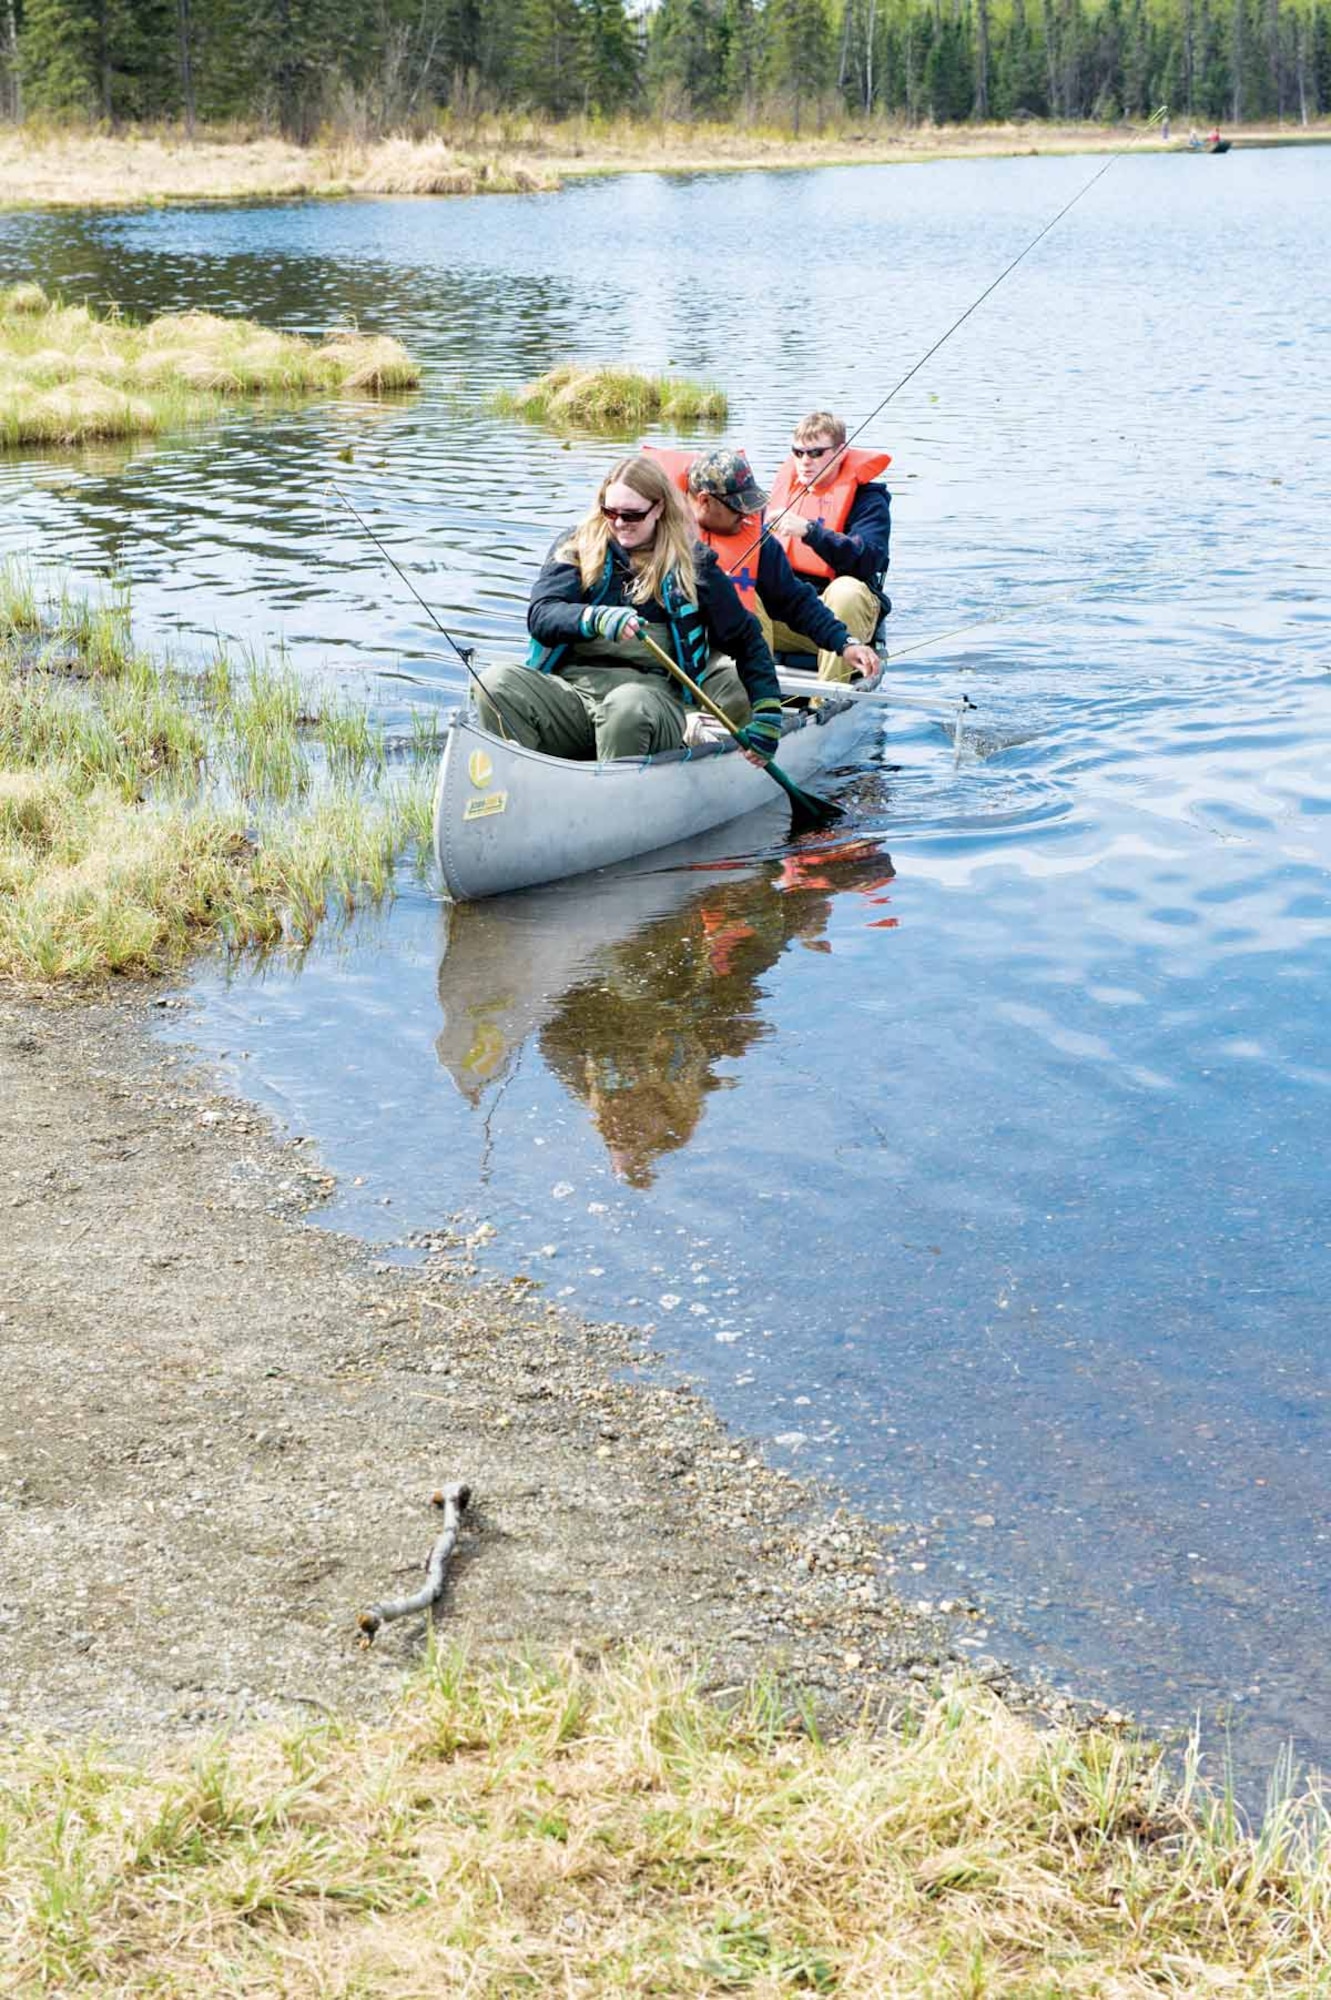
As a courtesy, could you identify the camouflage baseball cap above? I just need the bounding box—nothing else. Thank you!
[686,447,768,514]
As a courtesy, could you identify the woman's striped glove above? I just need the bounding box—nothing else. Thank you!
[735,698,783,760]
[580,605,639,642]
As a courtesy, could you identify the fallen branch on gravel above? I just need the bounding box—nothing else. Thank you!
[357,1481,471,1644]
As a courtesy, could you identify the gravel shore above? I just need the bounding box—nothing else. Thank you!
[0,986,1068,1745]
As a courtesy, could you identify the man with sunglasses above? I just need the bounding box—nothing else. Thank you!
[766,411,893,682]
[682,448,881,687]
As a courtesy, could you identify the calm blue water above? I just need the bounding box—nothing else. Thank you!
[2,145,1328,1787]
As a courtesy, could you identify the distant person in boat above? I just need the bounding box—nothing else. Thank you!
[678,448,881,686]
[1188,126,1202,149]
[477,455,784,765]
[766,410,893,681]
[1207,126,1222,147]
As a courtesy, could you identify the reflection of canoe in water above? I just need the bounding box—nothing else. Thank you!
[432,692,871,901]
[434,831,765,1102]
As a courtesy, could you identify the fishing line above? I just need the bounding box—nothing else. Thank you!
[882,546,1196,663]
[725,106,1169,578]
[327,480,522,743]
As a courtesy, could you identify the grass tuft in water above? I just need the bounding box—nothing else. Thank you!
[492,361,727,431]
[0,567,439,982]
[0,292,419,447]
[1,1647,1329,1995]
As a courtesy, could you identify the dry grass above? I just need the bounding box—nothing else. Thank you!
[0,564,434,981]
[0,117,1326,213]
[0,127,558,208]
[494,361,727,432]
[0,1644,1327,1995]
[0,288,417,446]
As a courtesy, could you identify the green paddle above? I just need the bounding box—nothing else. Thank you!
[635,629,843,834]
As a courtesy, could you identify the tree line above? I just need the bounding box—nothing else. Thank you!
[4,0,1329,137]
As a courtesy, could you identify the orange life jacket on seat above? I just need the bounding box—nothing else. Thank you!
[768,447,891,583]
[641,443,763,617]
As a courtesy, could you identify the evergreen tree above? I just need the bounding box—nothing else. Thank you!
[646,0,727,116]
[763,0,833,127]
[21,0,98,115]
[515,0,586,113]
[582,0,639,113]
[1314,0,1331,107]
[719,0,761,115]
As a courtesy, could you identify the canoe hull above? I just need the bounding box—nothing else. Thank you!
[432,697,869,901]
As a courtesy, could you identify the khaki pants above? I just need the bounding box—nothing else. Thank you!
[477,658,751,760]
[759,575,881,682]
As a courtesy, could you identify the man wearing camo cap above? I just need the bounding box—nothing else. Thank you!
[684,448,880,686]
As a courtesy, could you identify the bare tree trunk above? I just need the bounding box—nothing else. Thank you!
[1231,0,1243,121]
[1266,0,1282,117]
[177,0,196,137]
[97,0,112,123]
[837,0,854,91]
[4,0,20,122]
[865,0,877,109]
[975,0,991,114]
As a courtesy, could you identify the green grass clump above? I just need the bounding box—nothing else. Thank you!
[0,565,434,981]
[1,1646,1329,1995]
[0,288,419,447]
[493,360,727,431]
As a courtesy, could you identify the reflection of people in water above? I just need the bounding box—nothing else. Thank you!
[539,841,896,1186]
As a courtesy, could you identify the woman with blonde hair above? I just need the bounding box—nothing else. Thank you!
[478,455,783,763]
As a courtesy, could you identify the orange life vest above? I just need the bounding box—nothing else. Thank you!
[640,443,763,617]
[769,446,891,583]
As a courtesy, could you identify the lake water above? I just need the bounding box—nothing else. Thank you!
[3,144,1329,1793]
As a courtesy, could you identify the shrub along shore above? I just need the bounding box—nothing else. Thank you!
[0,564,434,981]
[493,361,727,430]
[0,116,1325,211]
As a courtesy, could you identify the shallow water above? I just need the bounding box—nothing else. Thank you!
[2,144,1329,1790]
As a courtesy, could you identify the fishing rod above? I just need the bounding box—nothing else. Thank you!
[329,480,532,745]
[724,105,1170,582]
[330,481,482,686]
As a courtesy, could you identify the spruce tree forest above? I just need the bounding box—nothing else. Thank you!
[3,0,1328,140]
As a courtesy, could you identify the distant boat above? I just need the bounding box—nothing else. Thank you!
[1209,138,1232,153]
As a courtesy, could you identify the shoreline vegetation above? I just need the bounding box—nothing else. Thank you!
[0,285,417,446]
[0,564,434,981]
[3,566,1331,1985]
[493,361,728,430]
[0,116,1326,211]
[5,1644,1331,1992]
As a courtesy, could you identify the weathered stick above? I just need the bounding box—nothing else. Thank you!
[357,1481,471,1645]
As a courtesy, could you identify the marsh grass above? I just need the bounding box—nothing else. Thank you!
[0,567,435,981]
[0,287,419,448]
[1,1646,1328,1996]
[493,360,727,431]
[0,127,561,209]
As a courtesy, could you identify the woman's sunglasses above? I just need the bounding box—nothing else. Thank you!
[602,502,657,524]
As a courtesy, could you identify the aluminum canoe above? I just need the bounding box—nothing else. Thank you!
[432,693,870,902]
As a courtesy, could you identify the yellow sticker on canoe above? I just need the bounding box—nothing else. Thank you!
[463,790,508,821]
[468,749,494,789]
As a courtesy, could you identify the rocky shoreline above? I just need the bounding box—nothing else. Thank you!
[0,984,1083,1747]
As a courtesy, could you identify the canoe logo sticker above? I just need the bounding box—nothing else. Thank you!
[463,790,508,821]
[468,749,494,789]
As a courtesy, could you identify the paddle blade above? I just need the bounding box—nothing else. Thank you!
[767,758,844,833]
